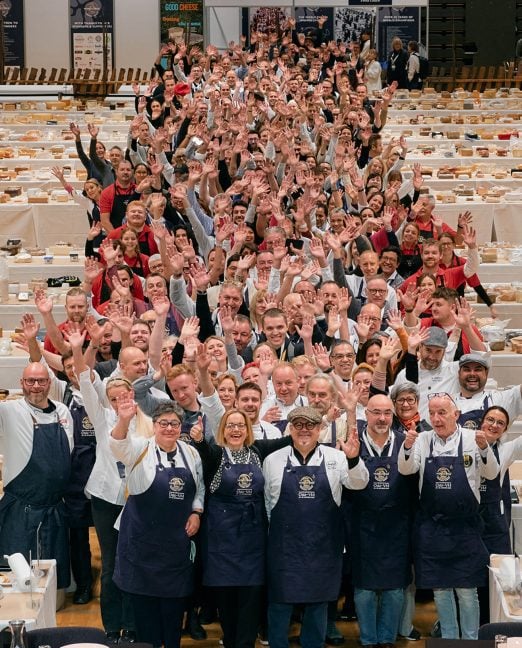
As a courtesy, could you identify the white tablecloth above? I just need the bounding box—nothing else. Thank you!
[7,256,85,282]
[0,203,88,247]
[0,559,57,629]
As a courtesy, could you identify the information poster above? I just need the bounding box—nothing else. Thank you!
[334,7,375,44]
[294,7,334,45]
[377,6,419,62]
[70,0,114,70]
[160,0,203,48]
[0,0,25,67]
[249,7,290,36]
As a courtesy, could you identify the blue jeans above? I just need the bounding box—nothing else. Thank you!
[433,588,479,639]
[354,588,404,645]
[268,602,327,648]
[399,583,416,636]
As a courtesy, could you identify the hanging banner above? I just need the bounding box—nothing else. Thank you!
[0,0,25,67]
[160,0,204,48]
[294,7,334,44]
[70,0,114,70]
[377,6,419,62]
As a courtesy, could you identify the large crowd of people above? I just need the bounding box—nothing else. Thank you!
[0,17,521,648]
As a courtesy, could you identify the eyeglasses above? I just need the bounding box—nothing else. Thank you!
[156,420,181,429]
[291,420,318,430]
[483,416,507,428]
[367,409,394,417]
[331,353,355,360]
[367,288,387,295]
[22,378,49,386]
[225,422,247,430]
[427,392,456,405]
[394,396,417,405]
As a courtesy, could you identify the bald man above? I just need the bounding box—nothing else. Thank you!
[0,363,73,588]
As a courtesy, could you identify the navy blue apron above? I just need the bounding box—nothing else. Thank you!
[322,421,337,448]
[114,443,196,598]
[267,449,343,603]
[458,395,491,431]
[0,412,71,588]
[64,398,96,528]
[272,398,305,435]
[203,448,265,587]
[479,443,511,555]
[350,431,412,590]
[414,434,489,589]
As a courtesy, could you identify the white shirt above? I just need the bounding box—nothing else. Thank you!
[79,369,153,505]
[0,398,73,486]
[109,436,204,511]
[398,427,499,501]
[263,445,369,518]
[260,395,308,420]
[198,391,282,440]
[453,387,522,426]
[394,359,460,420]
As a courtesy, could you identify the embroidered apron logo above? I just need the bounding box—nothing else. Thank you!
[236,472,253,495]
[298,475,316,499]
[169,476,186,500]
[435,466,452,489]
[373,466,390,490]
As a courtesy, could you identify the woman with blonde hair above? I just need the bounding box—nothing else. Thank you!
[69,330,152,644]
[386,36,409,88]
[190,408,291,648]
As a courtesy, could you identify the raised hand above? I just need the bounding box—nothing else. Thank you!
[219,305,235,336]
[339,426,360,459]
[87,123,99,139]
[296,313,315,340]
[312,343,331,372]
[386,308,403,331]
[20,313,40,340]
[117,392,137,423]
[173,314,198,345]
[378,336,401,362]
[152,295,171,317]
[406,328,430,354]
[34,289,53,315]
[63,323,86,349]
[85,314,106,344]
[454,297,474,329]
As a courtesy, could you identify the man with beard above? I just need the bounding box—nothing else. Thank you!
[0,363,73,589]
[394,327,459,419]
[319,281,361,330]
[38,287,89,355]
[452,354,522,430]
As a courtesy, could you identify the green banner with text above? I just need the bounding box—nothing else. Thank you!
[160,0,203,48]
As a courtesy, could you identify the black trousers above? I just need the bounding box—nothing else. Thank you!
[213,585,262,648]
[69,526,93,590]
[130,592,186,648]
[91,496,134,633]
